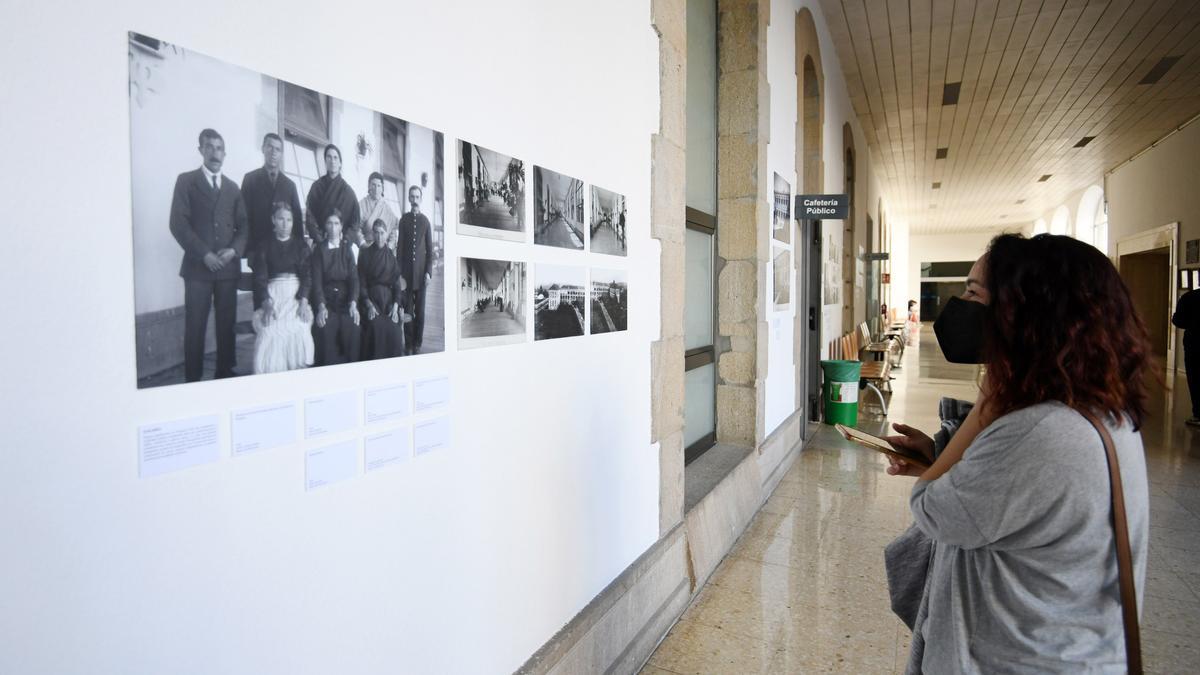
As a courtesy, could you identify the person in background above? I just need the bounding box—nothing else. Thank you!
[168,128,248,382]
[241,133,304,263]
[359,172,396,246]
[305,144,361,245]
[250,202,313,374]
[310,210,360,366]
[398,185,433,355]
[1172,286,1200,426]
[358,219,407,360]
[885,234,1150,672]
[905,298,920,346]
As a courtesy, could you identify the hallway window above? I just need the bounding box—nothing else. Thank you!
[684,0,717,463]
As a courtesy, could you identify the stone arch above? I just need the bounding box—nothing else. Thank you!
[842,123,856,330]
[1076,185,1105,248]
[794,7,825,416]
[1050,205,1071,235]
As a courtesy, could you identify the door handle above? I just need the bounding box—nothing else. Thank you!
[809,306,816,331]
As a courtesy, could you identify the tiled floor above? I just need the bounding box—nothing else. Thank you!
[641,327,1200,674]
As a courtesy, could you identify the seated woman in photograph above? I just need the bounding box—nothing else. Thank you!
[310,209,361,366]
[358,218,408,360]
[886,233,1151,673]
[251,202,314,374]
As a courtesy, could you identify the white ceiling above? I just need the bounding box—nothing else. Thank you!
[819,0,1200,234]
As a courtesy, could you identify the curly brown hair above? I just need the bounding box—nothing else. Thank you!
[982,233,1153,428]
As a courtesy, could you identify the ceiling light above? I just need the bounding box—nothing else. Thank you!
[932,182,941,189]
[936,147,949,159]
[1139,56,1181,85]
[942,82,961,106]
[1074,136,1096,148]
[1038,174,1052,182]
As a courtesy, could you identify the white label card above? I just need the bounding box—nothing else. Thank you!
[364,428,411,472]
[139,415,221,478]
[364,383,410,424]
[306,440,359,490]
[413,376,451,413]
[231,402,297,455]
[305,391,358,439]
[414,416,451,456]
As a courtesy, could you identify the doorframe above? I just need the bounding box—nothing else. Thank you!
[1116,221,1178,372]
[799,218,823,431]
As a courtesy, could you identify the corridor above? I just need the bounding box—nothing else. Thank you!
[461,193,521,231]
[460,304,523,338]
[641,329,1200,674]
[538,216,583,249]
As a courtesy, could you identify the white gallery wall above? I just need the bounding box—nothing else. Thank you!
[0,1,660,673]
[906,230,1003,309]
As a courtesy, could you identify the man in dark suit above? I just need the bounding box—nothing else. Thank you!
[398,185,434,355]
[241,132,303,260]
[169,128,249,382]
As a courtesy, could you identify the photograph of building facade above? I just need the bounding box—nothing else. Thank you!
[590,186,628,256]
[457,141,526,242]
[534,265,586,340]
[773,172,791,243]
[533,167,585,250]
[590,269,628,334]
[458,257,527,348]
[128,32,445,389]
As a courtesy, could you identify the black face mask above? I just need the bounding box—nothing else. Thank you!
[933,296,987,364]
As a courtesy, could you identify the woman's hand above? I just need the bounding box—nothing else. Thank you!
[886,456,926,478]
[349,303,360,326]
[389,302,400,324]
[366,301,379,321]
[315,303,328,328]
[261,299,274,326]
[885,423,935,463]
[299,301,312,323]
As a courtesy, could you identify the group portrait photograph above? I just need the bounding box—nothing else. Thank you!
[128,32,446,389]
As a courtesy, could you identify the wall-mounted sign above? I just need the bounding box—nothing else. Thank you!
[795,194,849,220]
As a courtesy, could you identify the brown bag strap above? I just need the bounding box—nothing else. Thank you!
[1079,411,1142,674]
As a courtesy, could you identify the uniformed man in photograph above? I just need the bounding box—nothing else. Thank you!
[398,185,433,355]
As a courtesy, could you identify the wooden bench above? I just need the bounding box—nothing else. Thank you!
[858,321,904,368]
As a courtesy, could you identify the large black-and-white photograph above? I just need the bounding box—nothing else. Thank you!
[459,257,528,348]
[590,269,628,334]
[590,186,628,256]
[534,167,585,250]
[128,33,445,389]
[773,245,791,310]
[534,265,587,341]
[458,142,526,242]
[773,172,791,244]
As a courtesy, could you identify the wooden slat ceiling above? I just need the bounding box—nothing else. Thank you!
[819,0,1200,234]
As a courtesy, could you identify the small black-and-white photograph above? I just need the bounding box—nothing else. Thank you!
[534,167,585,250]
[459,257,528,348]
[128,32,445,389]
[458,141,526,242]
[590,186,628,256]
[773,245,791,310]
[534,265,587,341]
[773,172,791,244]
[590,269,628,334]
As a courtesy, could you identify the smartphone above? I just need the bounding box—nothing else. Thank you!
[835,423,931,469]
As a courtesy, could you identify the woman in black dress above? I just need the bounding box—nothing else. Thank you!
[304,144,362,245]
[358,218,407,360]
[251,202,314,373]
[310,209,361,366]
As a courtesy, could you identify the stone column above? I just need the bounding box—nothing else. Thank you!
[716,0,769,448]
[650,0,687,535]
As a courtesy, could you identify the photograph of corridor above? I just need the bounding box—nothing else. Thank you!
[772,246,791,310]
[590,269,628,334]
[590,185,629,256]
[534,167,585,250]
[534,265,586,341]
[773,172,791,243]
[457,141,526,242]
[458,256,527,348]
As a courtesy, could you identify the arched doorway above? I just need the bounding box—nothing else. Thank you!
[1050,205,1071,235]
[795,9,824,425]
[1076,185,1106,251]
[1033,218,1048,235]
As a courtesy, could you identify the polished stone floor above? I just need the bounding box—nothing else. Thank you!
[641,326,1200,674]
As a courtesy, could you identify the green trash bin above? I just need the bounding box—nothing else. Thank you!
[820,360,862,425]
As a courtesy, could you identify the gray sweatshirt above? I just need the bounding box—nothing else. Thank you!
[909,401,1149,673]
